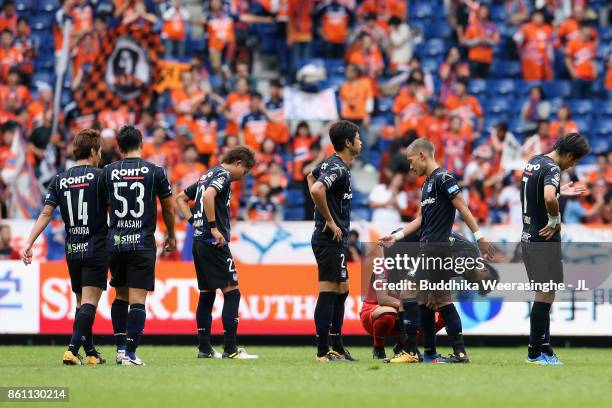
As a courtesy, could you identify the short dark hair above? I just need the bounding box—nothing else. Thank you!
[329,120,359,152]
[222,146,256,169]
[73,128,101,161]
[496,121,508,132]
[553,132,590,160]
[270,78,283,88]
[250,91,262,99]
[116,125,142,153]
[388,16,401,26]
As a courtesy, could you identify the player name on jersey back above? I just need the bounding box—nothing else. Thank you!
[44,165,108,259]
[103,158,172,252]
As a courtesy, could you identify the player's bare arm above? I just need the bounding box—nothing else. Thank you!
[21,204,55,265]
[175,191,193,222]
[539,184,561,240]
[309,179,342,242]
[451,194,496,259]
[203,186,225,246]
[378,215,422,247]
[160,195,177,252]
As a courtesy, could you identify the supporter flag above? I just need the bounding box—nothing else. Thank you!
[76,23,163,115]
[0,128,41,218]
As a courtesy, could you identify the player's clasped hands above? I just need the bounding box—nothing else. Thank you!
[322,220,342,242]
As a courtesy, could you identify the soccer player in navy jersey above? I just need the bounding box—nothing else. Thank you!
[176,146,258,359]
[521,133,590,365]
[308,120,362,362]
[379,138,495,364]
[21,129,108,365]
[103,125,176,366]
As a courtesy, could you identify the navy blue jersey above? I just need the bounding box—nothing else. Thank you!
[521,155,561,242]
[311,154,352,247]
[44,165,107,259]
[419,167,461,244]
[184,166,232,243]
[103,158,172,252]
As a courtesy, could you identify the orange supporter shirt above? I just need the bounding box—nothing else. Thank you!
[441,128,474,176]
[172,162,207,192]
[566,38,597,80]
[392,88,427,136]
[71,5,93,33]
[549,120,578,139]
[288,0,313,43]
[142,141,180,168]
[339,78,373,120]
[291,135,316,181]
[445,95,483,125]
[464,21,499,64]
[163,10,186,41]
[423,115,448,160]
[348,48,384,78]
[190,116,219,155]
[321,6,351,44]
[0,13,17,33]
[0,85,31,110]
[72,41,99,75]
[0,46,22,80]
[586,168,612,185]
[606,66,612,90]
[206,13,235,51]
[264,99,289,145]
[357,0,405,31]
[556,18,579,46]
[225,92,251,136]
[517,22,553,81]
[241,112,269,151]
[98,108,132,131]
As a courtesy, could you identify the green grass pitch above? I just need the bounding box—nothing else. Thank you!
[1,346,611,407]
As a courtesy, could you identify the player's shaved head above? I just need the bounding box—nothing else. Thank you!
[407,138,435,158]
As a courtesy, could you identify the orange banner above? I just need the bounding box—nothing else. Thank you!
[39,262,364,335]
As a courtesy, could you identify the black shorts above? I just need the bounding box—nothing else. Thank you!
[67,254,108,293]
[312,243,348,282]
[192,241,238,291]
[109,249,157,291]
[414,243,455,284]
[522,242,564,285]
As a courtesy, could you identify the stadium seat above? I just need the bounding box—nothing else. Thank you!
[516,80,541,97]
[351,207,371,221]
[592,121,612,137]
[595,100,612,118]
[468,79,487,96]
[377,96,394,113]
[37,0,59,12]
[542,80,571,99]
[14,0,34,12]
[283,207,304,221]
[421,57,442,73]
[286,189,304,206]
[486,79,516,96]
[424,21,452,40]
[589,135,610,154]
[325,59,344,76]
[567,100,593,116]
[490,6,506,23]
[30,14,54,31]
[489,60,521,79]
[484,97,513,114]
[410,2,434,20]
[32,71,54,88]
[599,27,612,42]
[415,39,446,58]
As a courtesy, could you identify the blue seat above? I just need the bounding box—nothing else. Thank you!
[595,100,612,117]
[567,100,593,116]
[411,3,434,19]
[599,27,612,42]
[32,72,54,88]
[589,135,610,154]
[296,58,324,70]
[30,14,54,30]
[490,6,506,23]
[490,60,521,79]
[37,0,59,12]
[416,39,446,58]
[377,96,394,113]
[351,207,371,221]
[468,79,487,96]
[487,79,516,96]
[320,74,344,91]
[596,43,610,60]
[425,21,452,39]
[325,59,344,76]
[421,56,442,73]
[286,189,304,206]
[592,120,612,136]
[283,207,304,221]
[573,118,590,133]
[15,0,34,12]
[541,80,571,99]
[370,115,390,127]
[485,97,512,114]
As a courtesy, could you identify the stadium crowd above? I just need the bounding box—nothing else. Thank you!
[0,0,610,235]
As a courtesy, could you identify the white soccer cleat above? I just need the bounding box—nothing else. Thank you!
[121,353,146,366]
[223,347,259,359]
